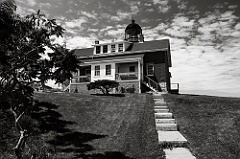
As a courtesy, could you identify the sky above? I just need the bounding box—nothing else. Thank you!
[15,0,240,97]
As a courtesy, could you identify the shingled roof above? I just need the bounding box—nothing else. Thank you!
[74,39,170,58]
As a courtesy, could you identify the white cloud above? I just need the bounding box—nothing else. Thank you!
[167,9,240,96]
[143,23,169,40]
[80,11,97,19]
[152,0,171,13]
[17,0,36,6]
[66,36,96,49]
[165,15,194,38]
[63,17,88,35]
[39,3,52,9]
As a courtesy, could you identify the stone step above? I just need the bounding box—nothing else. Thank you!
[154,108,169,113]
[156,123,178,131]
[156,118,176,124]
[153,98,164,101]
[158,131,187,146]
[154,106,168,109]
[154,102,166,106]
[155,112,173,119]
[153,92,167,96]
[164,148,196,159]
[154,99,166,104]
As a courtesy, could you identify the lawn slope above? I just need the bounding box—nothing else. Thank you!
[163,94,240,159]
[29,93,162,159]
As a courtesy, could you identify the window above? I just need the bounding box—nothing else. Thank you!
[106,65,111,75]
[118,43,123,52]
[111,45,115,52]
[147,64,154,76]
[95,65,100,76]
[96,46,100,54]
[103,45,108,53]
[129,66,135,72]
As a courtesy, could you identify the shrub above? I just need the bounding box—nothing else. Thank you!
[87,80,119,94]
[126,87,135,93]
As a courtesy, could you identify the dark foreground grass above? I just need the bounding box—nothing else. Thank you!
[163,94,240,159]
[1,92,163,159]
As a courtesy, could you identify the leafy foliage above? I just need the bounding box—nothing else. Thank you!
[87,80,119,94]
[0,1,79,158]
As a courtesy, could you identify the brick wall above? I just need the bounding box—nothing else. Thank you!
[143,51,171,92]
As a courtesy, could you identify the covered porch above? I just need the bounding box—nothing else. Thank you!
[70,57,144,93]
[71,65,91,83]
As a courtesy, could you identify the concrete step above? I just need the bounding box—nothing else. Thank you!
[156,123,178,131]
[155,109,169,113]
[155,112,173,119]
[154,99,165,103]
[153,92,167,96]
[154,106,168,109]
[158,131,187,146]
[154,102,166,106]
[153,98,164,101]
[164,148,196,159]
[156,118,176,124]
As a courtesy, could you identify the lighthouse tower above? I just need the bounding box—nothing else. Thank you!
[125,20,144,42]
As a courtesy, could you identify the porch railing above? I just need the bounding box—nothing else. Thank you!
[71,75,91,83]
[142,74,160,91]
[115,72,138,80]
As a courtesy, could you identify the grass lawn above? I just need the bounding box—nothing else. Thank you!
[163,94,240,159]
[1,92,163,159]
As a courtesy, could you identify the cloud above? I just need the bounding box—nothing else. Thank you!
[166,5,240,96]
[17,0,36,7]
[64,18,88,29]
[66,36,96,49]
[165,15,194,38]
[38,3,52,9]
[152,0,171,13]
[80,11,97,19]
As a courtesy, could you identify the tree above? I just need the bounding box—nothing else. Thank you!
[0,1,79,158]
[87,80,119,94]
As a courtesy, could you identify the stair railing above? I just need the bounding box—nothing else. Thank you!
[63,84,70,92]
[142,74,160,91]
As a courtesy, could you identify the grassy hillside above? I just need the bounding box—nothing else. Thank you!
[163,94,240,159]
[1,93,163,159]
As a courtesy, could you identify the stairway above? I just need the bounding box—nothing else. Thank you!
[142,81,158,92]
[152,93,196,159]
[142,74,161,92]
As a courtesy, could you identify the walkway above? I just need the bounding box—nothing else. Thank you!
[153,93,196,159]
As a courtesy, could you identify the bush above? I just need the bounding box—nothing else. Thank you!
[126,87,135,93]
[87,80,119,94]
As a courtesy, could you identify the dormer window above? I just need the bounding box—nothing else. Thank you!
[103,45,108,53]
[111,45,115,52]
[96,46,100,54]
[118,43,123,52]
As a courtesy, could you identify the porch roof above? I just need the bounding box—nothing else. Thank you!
[74,39,170,59]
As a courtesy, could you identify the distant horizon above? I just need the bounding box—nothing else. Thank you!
[180,89,240,98]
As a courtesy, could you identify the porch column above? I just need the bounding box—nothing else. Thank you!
[138,59,141,93]
[77,69,80,82]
